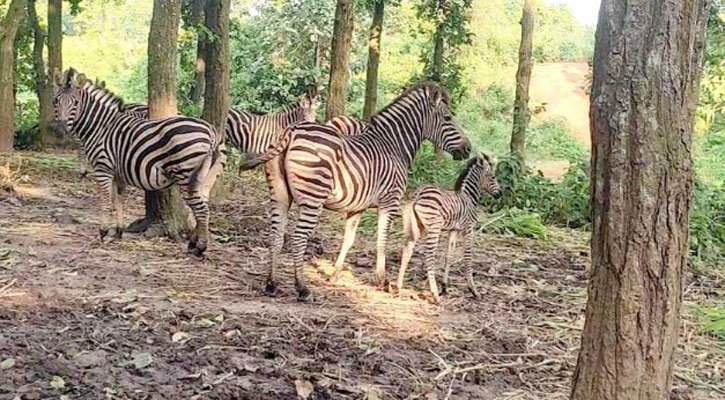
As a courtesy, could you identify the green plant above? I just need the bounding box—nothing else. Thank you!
[690,180,725,262]
[478,207,547,239]
[692,306,725,341]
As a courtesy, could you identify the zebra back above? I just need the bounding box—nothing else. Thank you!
[325,115,370,136]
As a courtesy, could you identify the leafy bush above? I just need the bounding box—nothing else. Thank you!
[409,143,465,191]
[690,181,725,262]
[692,306,725,341]
[527,120,588,162]
[478,207,547,239]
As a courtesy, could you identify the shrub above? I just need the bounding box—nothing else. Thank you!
[478,207,547,239]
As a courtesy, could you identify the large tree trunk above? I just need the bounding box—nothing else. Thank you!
[0,0,27,153]
[28,0,51,149]
[362,0,384,120]
[45,0,62,147]
[509,0,535,161]
[570,1,710,400]
[201,0,230,137]
[132,0,188,238]
[326,0,355,120]
[189,0,206,108]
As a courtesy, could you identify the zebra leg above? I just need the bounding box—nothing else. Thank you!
[423,226,443,303]
[291,202,323,301]
[374,208,396,287]
[180,188,210,258]
[440,231,458,295]
[264,157,292,294]
[463,227,481,299]
[93,174,115,242]
[78,147,88,178]
[112,181,126,239]
[396,236,418,294]
[331,211,362,283]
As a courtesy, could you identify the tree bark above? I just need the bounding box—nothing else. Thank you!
[509,0,535,161]
[326,0,355,120]
[201,0,230,137]
[570,1,710,400]
[45,0,62,147]
[431,24,444,83]
[134,0,187,238]
[28,0,51,149]
[0,0,27,153]
[189,0,206,108]
[362,0,384,120]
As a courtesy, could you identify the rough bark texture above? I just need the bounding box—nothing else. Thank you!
[201,0,230,139]
[362,0,384,120]
[189,0,206,107]
[142,0,188,237]
[148,0,181,118]
[509,0,535,161]
[431,24,444,82]
[570,1,710,400]
[0,0,27,153]
[45,0,62,147]
[28,0,52,148]
[326,0,355,120]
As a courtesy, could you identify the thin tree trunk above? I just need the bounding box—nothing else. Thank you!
[431,25,444,82]
[132,0,188,238]
[363,0,384,120]
[189,0,206,108]
[201,0,230,137]
[570,1,710,399]
[28,0,51,149]
[46,0,62,147]
[326,0,355,120]
[510,0,535,161]
[0,0,27,153]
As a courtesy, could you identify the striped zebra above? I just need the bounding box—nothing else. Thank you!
[325,115,370,136]
[52,68,225,257]
[78,102,149,177]
[242,83,471,300]
[396,153,501,302]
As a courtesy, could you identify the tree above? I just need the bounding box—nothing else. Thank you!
[201,0,230,136]
[187,0,207,108]
[362,0,385,119]
[45,0,62,146]
[570,1,710,399]
[326,0,355,120]
[509,0,536,161]
[27,0,51,148]
[0,0,28,153]
[128,0,187,237]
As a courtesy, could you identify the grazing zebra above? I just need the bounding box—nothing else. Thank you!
[396,154,501,302]
[242,83,471,300]
[78,102,149,177]
[52,68,225,257]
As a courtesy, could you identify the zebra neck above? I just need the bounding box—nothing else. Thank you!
[367,104,429,166]
[459,170,483,205]
[74,91,123,143]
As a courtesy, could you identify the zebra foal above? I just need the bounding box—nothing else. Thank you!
[242,83,471,301]
[52,68,225,257]
[396,153,501,302]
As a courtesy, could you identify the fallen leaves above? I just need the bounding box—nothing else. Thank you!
[294,379,314,399]
[0,358,15,370]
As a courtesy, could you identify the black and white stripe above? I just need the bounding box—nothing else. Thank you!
[52,68,225,257]
[243,83,472,300]
[396,153,500,302]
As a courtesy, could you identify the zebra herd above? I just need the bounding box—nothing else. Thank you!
[51,67,501,303]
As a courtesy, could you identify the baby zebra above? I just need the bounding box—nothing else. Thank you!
[396,153,501,302]
[52,68,225,257]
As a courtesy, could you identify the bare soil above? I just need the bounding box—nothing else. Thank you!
[1,152,723,400]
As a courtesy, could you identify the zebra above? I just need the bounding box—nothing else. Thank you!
[242,83,472,301]
[396,153,501,302]
[325,115,370,136]
[52,68,225,257]
[77,102,149,177]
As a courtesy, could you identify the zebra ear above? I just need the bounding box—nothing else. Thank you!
[52,68,63,86]
[75,73,88,88]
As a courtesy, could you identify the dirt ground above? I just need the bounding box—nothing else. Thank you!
[1,152,724,400]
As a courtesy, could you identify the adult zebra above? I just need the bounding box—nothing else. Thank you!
[243,83,471,300]
[52,68,225,257]
[396,153,501,302]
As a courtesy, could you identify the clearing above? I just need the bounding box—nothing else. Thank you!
[1,152,723,400]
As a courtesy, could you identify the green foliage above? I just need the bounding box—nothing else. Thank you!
[692,306,725,341]
[409,143,464,191]
[478,207,547,239]
[526,120,588,162]
[690,181,725,263]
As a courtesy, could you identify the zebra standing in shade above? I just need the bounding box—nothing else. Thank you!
[78,102,150,177]
[52,68,225,256]
[396,153,501,302]
[243,83,471,301]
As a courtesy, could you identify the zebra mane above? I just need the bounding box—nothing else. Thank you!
[454,156,481,191]
[372,82,450,120]
[86,81,125,109]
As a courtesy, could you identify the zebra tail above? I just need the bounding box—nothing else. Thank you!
[189,144,221,192]
[240,125,293,171]
[402,203,423,242]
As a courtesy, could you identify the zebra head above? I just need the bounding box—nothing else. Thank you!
[425,85,471,160]
[51,68,88,135]
[478,153,502,198]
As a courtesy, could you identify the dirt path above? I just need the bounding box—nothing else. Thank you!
[1,152,723,400]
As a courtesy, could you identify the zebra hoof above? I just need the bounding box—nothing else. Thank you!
[264,279,278,295]
[468,287,481,300]
[188,245,206,260]
[296,286,311,302]
[439,283,448,296]
[98,228,109,241]
[113,228,123,240]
